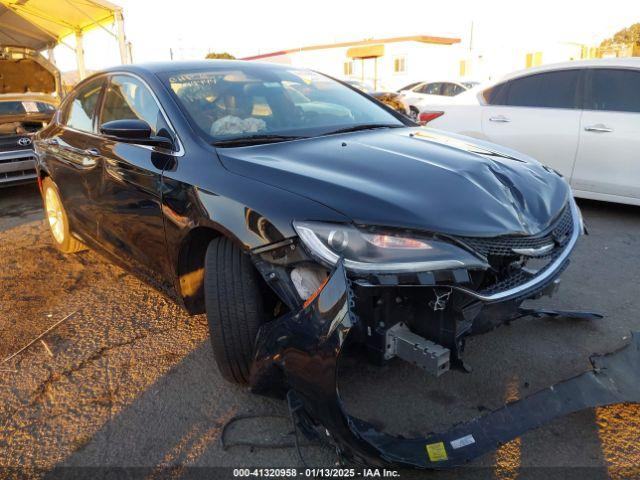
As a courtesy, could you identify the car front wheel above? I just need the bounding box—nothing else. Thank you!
[42,177,85,254]
[204,236,265,384]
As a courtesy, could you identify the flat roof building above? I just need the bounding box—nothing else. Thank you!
[242,35,462,91]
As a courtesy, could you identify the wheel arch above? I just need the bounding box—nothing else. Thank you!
[175,225,281,316]
[36,163,51,193]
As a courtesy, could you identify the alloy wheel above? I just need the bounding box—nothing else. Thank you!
[45,186,65,244]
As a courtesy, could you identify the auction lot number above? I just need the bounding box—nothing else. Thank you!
[233,468,400,477]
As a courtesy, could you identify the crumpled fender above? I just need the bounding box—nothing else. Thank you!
[251,261,640,469]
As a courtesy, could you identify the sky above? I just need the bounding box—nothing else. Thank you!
[52,0,638,72]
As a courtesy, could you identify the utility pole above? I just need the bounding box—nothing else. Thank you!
[469,21,474,52]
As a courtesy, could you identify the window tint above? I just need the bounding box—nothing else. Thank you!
[482,82,508,105]
[0,101,56,115]
[418,83,441,95]
[442,83,465,96]
[66,79,103,132]
[587,68,640,113]
[101,75,162,134]
[505,70,580,108]
[0,101,24,115]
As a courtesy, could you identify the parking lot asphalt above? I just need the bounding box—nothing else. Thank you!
[1,182,640,479]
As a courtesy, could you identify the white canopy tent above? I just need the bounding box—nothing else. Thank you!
[0,0,130,80]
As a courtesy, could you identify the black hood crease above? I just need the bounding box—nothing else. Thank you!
[218,128,569,237]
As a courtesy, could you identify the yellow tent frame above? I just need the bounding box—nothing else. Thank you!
[0,0,130,79]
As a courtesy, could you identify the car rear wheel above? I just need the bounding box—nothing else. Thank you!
[42,177,85,254]
[204,236,265,384]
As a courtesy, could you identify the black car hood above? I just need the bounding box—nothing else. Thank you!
[217,128,570,237]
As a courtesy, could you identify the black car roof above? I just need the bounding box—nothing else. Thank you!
[101,60,292,76]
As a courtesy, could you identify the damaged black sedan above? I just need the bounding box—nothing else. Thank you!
[35,60,634,469]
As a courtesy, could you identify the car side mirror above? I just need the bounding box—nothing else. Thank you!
[100,119,174,150]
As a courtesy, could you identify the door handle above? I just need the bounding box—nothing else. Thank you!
[584,124,613,133]
[78,149,99,167]
[489,115,510,123]
[80,156,97,167]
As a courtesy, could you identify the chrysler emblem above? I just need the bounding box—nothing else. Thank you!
[17,137,32,146]
[512,243,555,257]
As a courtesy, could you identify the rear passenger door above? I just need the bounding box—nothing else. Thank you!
[481,69,583,178]
[45,77,106,241]
[572,68,640,202]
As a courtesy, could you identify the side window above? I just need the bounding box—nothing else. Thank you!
[587,69,640,113]
[505,70,580,109]
[482,82,508,105]
[419,83,442,95]
[65,79,103,132]
[100,75,162,134]
[442,83,465,96]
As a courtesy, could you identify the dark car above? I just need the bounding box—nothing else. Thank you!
[35,60,584,468]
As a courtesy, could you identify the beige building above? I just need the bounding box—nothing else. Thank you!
[243,36,640,89]
[242,35,462,91]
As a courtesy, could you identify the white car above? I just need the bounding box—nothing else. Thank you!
[420,58,640,206]
[399,81,479,118]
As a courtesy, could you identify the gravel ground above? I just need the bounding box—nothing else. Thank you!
[1,182,639,479]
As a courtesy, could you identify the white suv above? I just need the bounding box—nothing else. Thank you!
[419,59,640,206]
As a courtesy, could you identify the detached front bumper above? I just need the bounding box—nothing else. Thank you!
[250,261,640,469]
[245,199,633,469]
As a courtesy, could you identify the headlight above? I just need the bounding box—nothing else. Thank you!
[293,221,487,273]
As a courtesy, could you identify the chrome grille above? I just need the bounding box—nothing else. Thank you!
[456,206,573,258]
[454,204,574,297]
[0,152,37,184]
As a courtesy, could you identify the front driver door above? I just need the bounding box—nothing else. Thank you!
[572,68,640,203]
[94,73,179,291]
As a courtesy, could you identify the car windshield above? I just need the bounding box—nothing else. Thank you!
[0,100,56,115]
[160,65,405,146]
[345,80,374,93]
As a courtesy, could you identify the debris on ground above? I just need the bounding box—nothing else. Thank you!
[1,311,76,365]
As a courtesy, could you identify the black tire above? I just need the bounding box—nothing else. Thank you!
[204,236,265,384]
[42,177,85,254]
[410,106,419,121]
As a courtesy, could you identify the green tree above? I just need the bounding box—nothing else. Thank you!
[601,23,640,46]
[205,52,236,60]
